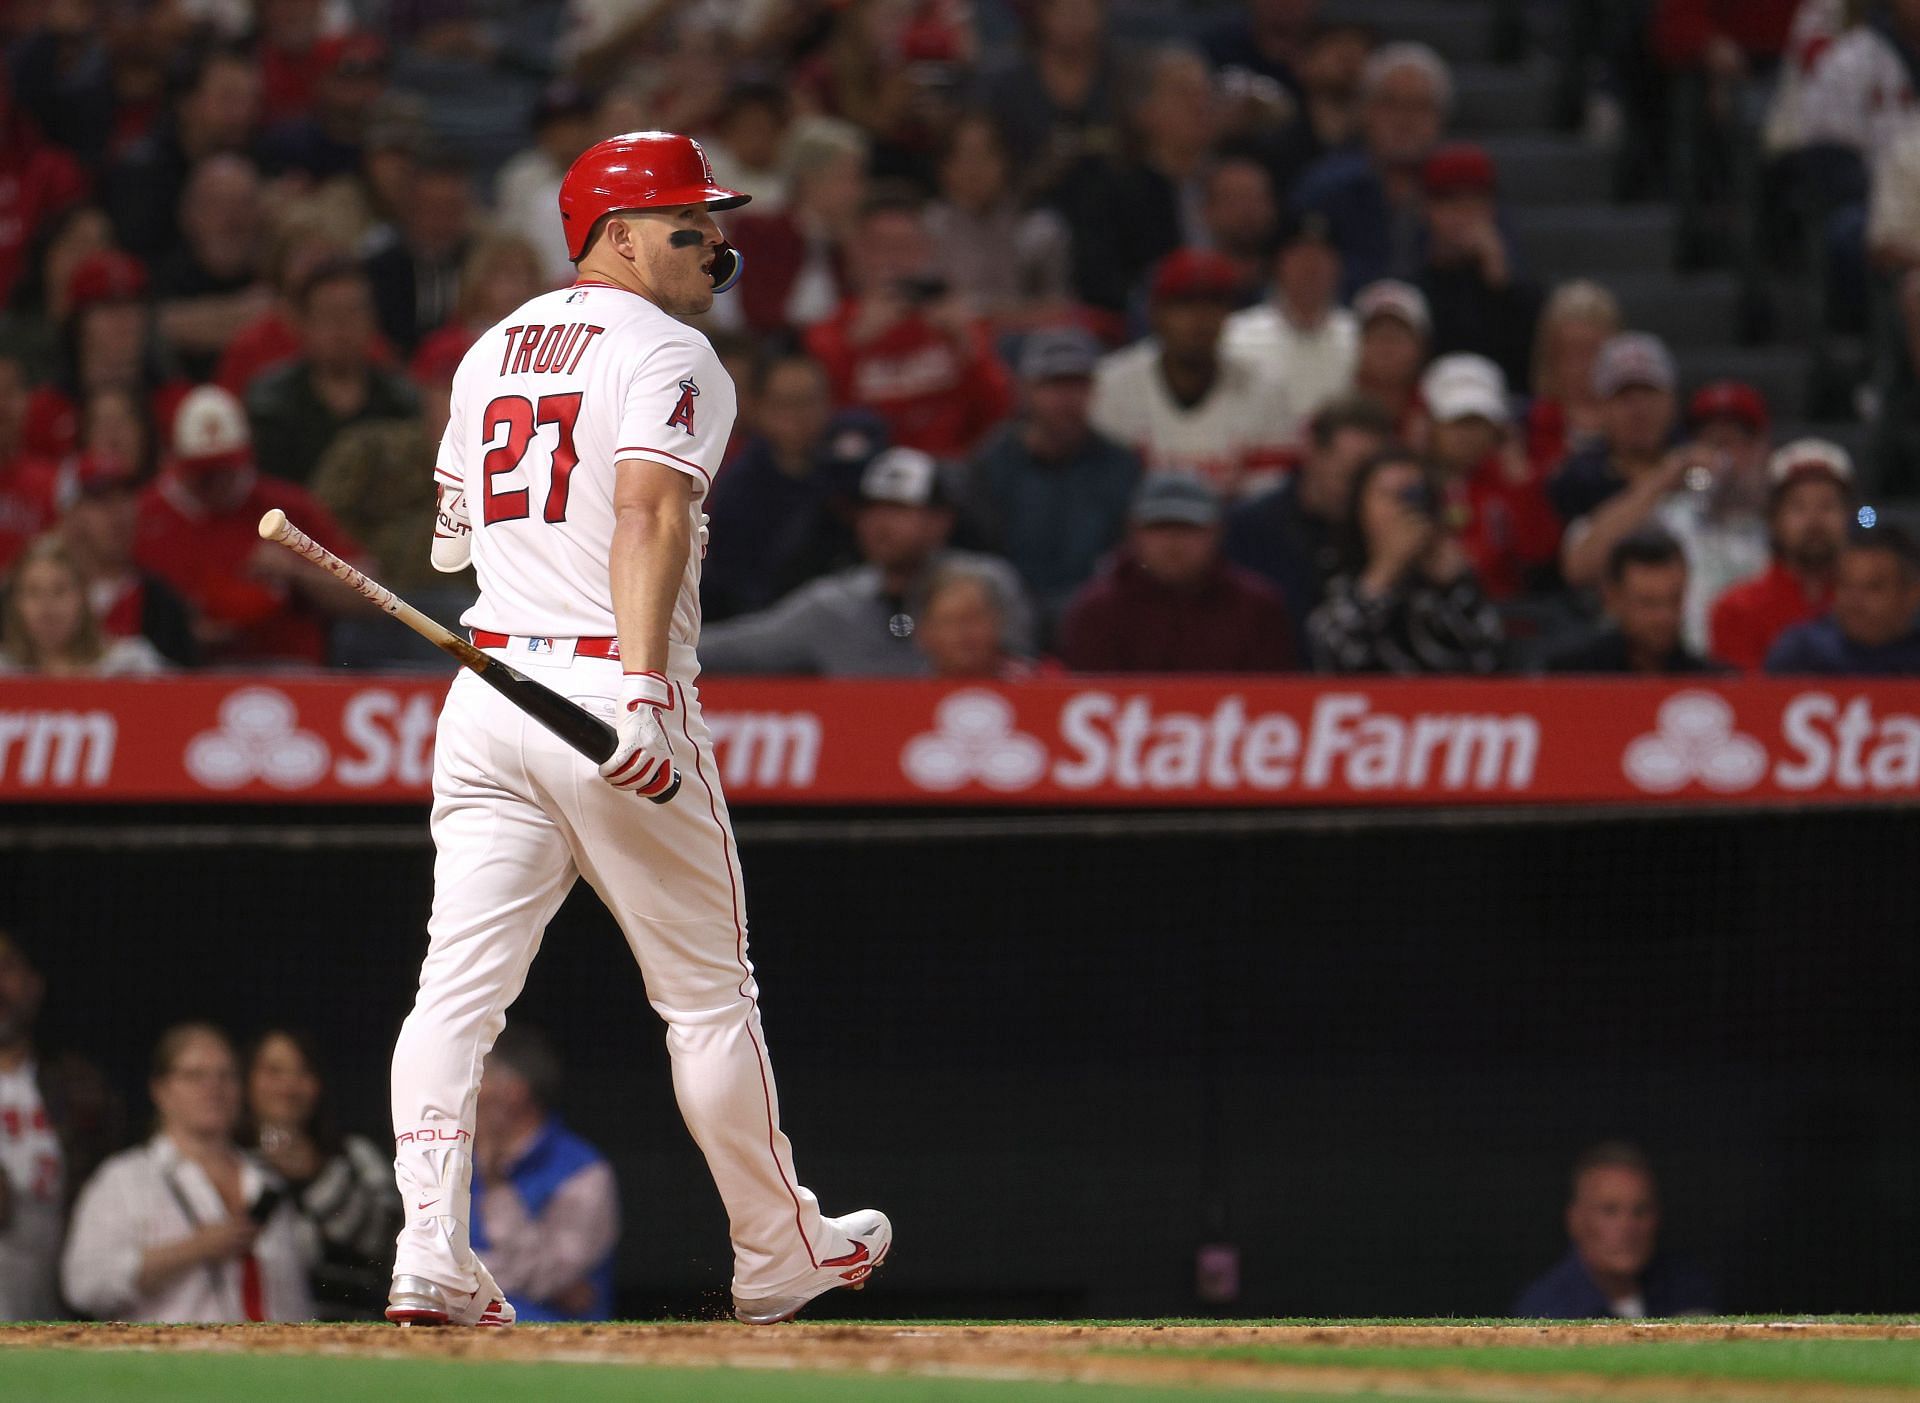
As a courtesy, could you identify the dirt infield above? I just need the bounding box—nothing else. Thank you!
[8,1320,1920,1401]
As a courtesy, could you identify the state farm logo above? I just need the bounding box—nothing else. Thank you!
[184,688,331,790]
[901,690,1048,792]
[1622,691,1767,794]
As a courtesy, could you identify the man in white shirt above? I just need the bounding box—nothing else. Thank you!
[1090,248,1296,496]
[1224,210,1358,431]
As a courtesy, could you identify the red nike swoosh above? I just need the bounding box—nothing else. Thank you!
[819,1240,868,1269]
[417,1199,440,1211]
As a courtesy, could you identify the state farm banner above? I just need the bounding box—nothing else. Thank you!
[1,675,1918,807]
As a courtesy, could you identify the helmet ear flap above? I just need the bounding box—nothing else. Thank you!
[709,242,743,294]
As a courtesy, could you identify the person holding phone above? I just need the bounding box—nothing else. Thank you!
[61,1024,314,1322]
[1307,446,1504,673]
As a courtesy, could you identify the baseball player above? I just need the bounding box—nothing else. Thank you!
[384,131,890,1328]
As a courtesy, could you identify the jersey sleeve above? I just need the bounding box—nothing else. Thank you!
[614,334,731,494]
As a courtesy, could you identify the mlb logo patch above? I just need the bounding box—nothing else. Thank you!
[566,289,586,304]
[527,637,555,655]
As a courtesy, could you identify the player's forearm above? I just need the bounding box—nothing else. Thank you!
[610,499,690,673]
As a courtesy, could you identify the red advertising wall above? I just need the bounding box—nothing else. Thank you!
[3,675,1918,807]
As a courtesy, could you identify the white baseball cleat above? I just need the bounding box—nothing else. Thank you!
[385,1271,516,1327]
[732,1209,892,1325]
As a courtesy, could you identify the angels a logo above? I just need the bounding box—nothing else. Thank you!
[666,378,700,435]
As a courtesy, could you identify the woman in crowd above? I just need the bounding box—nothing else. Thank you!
[1308,447,1504,674]
[60,1024,315,1322]
[924,113,1074,331]
[409,233,548,379]
[240,1030,400,1319]
[1526,278,1622,473]
[79,384,158,480]
[0,535,165,675]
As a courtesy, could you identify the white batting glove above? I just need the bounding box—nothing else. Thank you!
[598,670,678,798]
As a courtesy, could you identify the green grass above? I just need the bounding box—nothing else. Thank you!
[1117,1338,1920,1389]
[1,1352,1467,1403]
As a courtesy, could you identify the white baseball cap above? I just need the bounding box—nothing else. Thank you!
[1421,353,1509,425]
[859,446,945,508]
[171,384,253,468]
[1766,437,1855,489]
[1353,279,1432,336]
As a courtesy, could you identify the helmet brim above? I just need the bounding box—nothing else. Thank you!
[703,189,751,211]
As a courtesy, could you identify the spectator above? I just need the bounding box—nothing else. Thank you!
[963,328,1141,627]
[294,91,429,253]
[1202,156,1281,286]
[1710,438,1855,670]
[1350,279,1432,436]
[1045,44,1221,312]
[410,234,548,379]
[1205,0,1317,100]
[1226,393,1395,637]
[310,334,460,607]
[213,218,389,399]
[493,83,597,284]
[701,80,793,215]
[0,534,166,675]
[924,113,1074,331]
[0,203,114,375]
[1263,21,1376,196]
[718,117,870,337]
[62,1023,315,1323]
[1308,447,1503,674]
[1420,354,1561,602]
[1525,280,1623,473]
[0,352,58,574]
[153,155,272,381]
[915,564,1035,679]
[102,46,261,261]
[701,447,1033,677]
[1657,381,1773,654]
[0,74,89,307]
[53,451,196,666]
[701,354,870,623]
[136,384,366,666]
[977,0,1129,182]
[1224,211,1359,432]
[247,259,419,486]
[1513,1141,1717,1319]
[78,384,158,481]
[253,0,337,126]
[1090,249,1293,496]
[0,930,120,1322]
[258,33,390,184]
[23,251,188,462]
[239,1030,398,1319]
[1547,528,1726,673]
[1552,333,1687,590]
[1767,524,1920,675]
[1294,42,1451,296]
[1798,0,1920,160]
[804,190,1015,458]
[1416,143,1542,390]
[472,1028,618,1323]
[361,159,474,353]
[1059,473,1294,673]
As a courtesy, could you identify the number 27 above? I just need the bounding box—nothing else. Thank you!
[481,392,582,525]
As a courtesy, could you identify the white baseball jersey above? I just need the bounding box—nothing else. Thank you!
[0,1061,63,1320]
[436,279,737,645]
[1088,339,1297,497]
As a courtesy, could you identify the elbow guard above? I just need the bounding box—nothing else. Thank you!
[432,484,472,572]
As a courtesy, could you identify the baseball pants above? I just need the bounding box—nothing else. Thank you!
[390,642,836,1299]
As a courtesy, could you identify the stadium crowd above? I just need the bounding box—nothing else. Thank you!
[2,0,1920,682]
[0,926,1716,1323]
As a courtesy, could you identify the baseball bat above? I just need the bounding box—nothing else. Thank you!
[257,509,680,804]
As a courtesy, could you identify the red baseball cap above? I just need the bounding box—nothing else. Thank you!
[1149,248,1244,304]
[1422,142,1497,199]
[54,451,141,512]
[1688,379,1769,434]
[66,251,148,314]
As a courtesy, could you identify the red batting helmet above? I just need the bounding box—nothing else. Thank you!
[558,130,750,288]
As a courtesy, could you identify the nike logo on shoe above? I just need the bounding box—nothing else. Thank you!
[820,1240,873,1282]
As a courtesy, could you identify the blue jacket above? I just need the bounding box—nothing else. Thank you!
[1765,617,1920,676]
[471,1117,616,1322]
[1513,1249,1718,1319]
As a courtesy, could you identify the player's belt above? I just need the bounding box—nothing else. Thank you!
[470,630,622,660]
